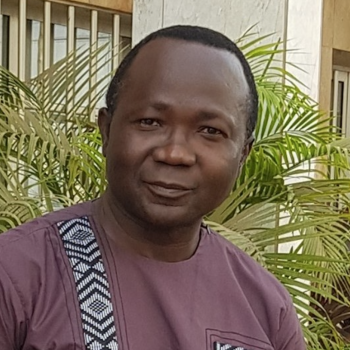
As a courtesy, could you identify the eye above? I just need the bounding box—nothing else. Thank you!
[200,126,224,136]
[139,118,160,127]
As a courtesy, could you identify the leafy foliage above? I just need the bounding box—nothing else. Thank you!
[1,32,350,349]
[0,46,108,229]
[207,31,350,349]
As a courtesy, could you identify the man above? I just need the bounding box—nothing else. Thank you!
[0,25,305,350]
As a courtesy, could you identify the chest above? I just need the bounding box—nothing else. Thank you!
[22,218,275,350]
[106,254,275,350]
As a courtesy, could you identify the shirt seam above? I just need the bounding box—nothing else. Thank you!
[48,224,81,349]
[89,213,130,350]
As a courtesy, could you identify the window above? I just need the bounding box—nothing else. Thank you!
[0,0,131,80]
[331,70,350,183]
[0,0,131,124]
[0,15,10,69]
[27,19,43,79]
[52,24,67,64]
[333,70,350,137]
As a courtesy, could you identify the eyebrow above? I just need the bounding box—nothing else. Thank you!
[195,110,237,129]
[196,111,221,121]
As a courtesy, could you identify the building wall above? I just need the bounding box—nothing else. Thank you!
[64,0,132,13]
[0,0,132,81]
[132,0,323,103]
[132,0,286,46]
[320,0,350,113]
[286,0,323,102]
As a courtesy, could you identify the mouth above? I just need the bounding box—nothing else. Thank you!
[144,181,193,199]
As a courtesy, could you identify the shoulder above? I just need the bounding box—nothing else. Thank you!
[203,227,305,348]
[0,201,95,347]
[0,201,94,281]
[0,201,93,249]
[204,226,292,307]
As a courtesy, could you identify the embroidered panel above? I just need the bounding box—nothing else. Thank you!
[57,216,118,350]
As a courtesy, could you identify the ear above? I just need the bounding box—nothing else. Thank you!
[98,107,112,157]
[239,134,254,168]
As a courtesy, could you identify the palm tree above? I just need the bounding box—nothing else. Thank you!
[0,45,108,231]
[1,31,350,349]
[206,31,350,349]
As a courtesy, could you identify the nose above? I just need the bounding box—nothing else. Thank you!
[152,132,196,166]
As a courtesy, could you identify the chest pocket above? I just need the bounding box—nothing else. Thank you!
[214,342,253,350]
[207,329,274,350]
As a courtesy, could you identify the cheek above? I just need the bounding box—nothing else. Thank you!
[105,139,132,181]
[197,160,238,214]
[105,133,151,184]
[107,131,136,162]
[203,152,240,194]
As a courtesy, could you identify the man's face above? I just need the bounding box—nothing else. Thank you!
[99,38,252,229]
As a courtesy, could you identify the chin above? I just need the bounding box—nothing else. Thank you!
[140,208,201,230]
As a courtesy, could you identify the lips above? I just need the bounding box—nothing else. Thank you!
[144,181,193,199]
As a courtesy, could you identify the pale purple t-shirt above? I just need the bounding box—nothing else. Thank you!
[0,201,305,350]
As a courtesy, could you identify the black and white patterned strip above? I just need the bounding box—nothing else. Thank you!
[57,216,118,350]
[214,343,246,350]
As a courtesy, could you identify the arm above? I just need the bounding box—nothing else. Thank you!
[0,261,26,350]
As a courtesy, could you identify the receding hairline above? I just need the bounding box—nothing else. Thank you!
[105,25,258,138]
[109,36,250,107]
[117,36,250,94]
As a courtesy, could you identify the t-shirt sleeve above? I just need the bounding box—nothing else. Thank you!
[276,302,306,350]
[0,261,26,350]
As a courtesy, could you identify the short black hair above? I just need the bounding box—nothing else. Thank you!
[106,25,258,138]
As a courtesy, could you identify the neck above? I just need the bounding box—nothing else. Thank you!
[93,193,202,262]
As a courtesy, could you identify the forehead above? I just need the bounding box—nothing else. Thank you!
[118,38,250,113]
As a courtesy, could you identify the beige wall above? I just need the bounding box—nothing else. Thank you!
[333,0,350,52]
[132,0,350,115]
[62,0,132,13]
[286,0,323,102]
[132,0,324,102]
[132,0,286,46]
[320,0,350,113]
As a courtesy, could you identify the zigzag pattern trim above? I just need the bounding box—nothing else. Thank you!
[214,343,247,350]
[57,216,118,350]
